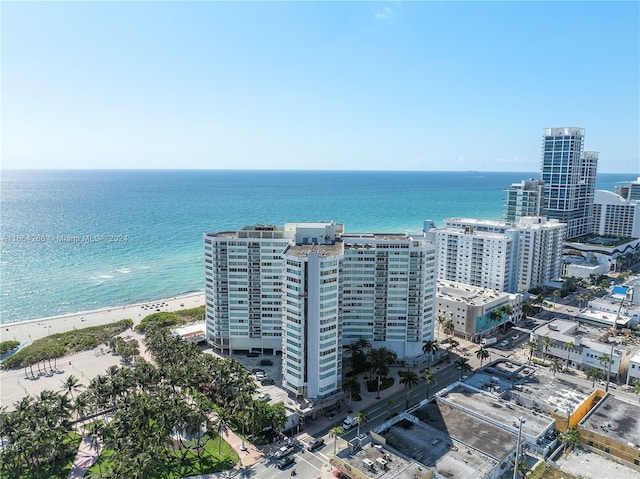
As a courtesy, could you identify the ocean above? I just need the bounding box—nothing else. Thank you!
[0,170,636,324]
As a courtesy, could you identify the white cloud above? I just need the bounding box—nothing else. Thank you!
[375,7,395,20]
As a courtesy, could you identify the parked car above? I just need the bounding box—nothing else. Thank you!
[276,456,295,469]
[247,352,260,358]
[255,371,267,380]
[260,378,275,386]
[306,437,325,451]
[252,368,265,374]
[499,340,509,347]
[257,393,270,402]
[274,444,295,458]
[260,359,274,366]
[511,334,520,341]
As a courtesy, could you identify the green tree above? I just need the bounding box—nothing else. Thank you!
[356,410,368,437]
[475,347,489,368]
[564,341,576,371]
[585,366,603,387]
[342,376,361,406]
[559,427,581,451]
[424,370,437,399]
[443,319,455,337]
[399,369,420,408]
[421,340,438,370]
[445,338,459,362]
[550,359,562,376]
[455,357,471,379]
[541,336,553,362]
[329,426,344,457]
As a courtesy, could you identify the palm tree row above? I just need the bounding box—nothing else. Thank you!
[1,325,286,478]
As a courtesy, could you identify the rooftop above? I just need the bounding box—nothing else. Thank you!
[283,242,344,258]
[437,280,508,306]
[581,394,640,448]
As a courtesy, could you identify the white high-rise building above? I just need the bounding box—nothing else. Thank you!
[433,217,565,293]
[503,178,545,223]
[592,190,640,238]
[434,225,518,293]
[615,177,640,201]
[540,127,598,239]
[204,222,437,401]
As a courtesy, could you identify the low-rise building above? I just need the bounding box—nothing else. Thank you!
[436,280,522,342]
[627,351,640,386]
[530,319,637,381]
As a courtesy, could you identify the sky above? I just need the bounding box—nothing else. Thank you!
[1,1,638,173]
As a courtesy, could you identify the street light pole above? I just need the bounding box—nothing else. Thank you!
[513,417,525,479]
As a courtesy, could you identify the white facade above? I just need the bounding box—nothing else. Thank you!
[592,190,640,238]
[530,319,633,380]
[503,178,545,223]
[435,226,517,293]
[435,217,564,293]
[204,222,437,401]
[627,352,640,385]
[615,177,640,201]
[436,280,522,341]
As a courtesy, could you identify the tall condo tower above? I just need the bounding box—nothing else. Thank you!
[204,222,437,402]
[503,178,546,223]
[540,127,598,239]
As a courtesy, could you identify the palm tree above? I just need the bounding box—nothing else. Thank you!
[454,357,471,379]
[597,353,611,372]
[445,338,459,362]
[424,370,436,399]
[61,374,83,403]
[443,319,455,337]
[585,366,603,387]
[342,376,361,408]
[356,410,368,437]
[489,308,502,335]
[475,347,490,368]
[422,340,438,370]
[541,336,553,362]
[436,312,447,340]
[399,369,419,408]
[329,426,344,457]
[499,304,513,333]
[564,341,576,370]
[550,359,562,376]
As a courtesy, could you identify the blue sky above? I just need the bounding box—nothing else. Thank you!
[2,1,638,172]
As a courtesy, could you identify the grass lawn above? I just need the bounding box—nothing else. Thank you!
[87,434,238,478]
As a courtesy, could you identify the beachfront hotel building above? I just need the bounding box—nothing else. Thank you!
[540,127,598,240]
[204,222,437,401]
[592,190,640,238]
[503,178,546,223]
[431,217,565,293]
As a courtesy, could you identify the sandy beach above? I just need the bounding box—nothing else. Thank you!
[0,292,205,345]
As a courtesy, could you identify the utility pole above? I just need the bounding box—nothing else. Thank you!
[513,417,525,479]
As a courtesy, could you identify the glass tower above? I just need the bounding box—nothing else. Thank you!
[540,127,598,239]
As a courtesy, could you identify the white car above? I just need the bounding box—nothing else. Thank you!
[257,393,270,402]
[511,334,520,341]
[499,340,509,347]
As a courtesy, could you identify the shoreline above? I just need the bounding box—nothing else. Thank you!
[0,292,205,345]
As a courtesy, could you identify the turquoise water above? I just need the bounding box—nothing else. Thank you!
[1,170,636,323]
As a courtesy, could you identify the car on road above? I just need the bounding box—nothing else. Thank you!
[276,456,295,469]
[257,393,271,402]
[274,444,295,459]
[252,368,265,374]
[260,378,275,386]
[511,334,520,341]
[255,371,267,380]
[499,340,509,347]
[260,359,274,366]
[306,437,325,451]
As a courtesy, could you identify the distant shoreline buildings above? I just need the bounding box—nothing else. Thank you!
[203,127,639,405]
